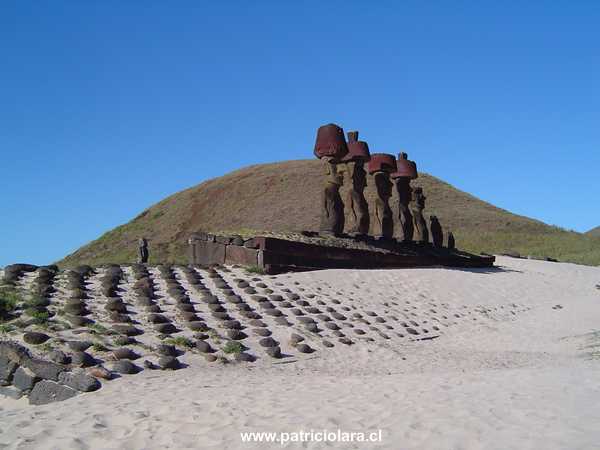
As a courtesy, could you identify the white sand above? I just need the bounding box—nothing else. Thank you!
[2,256,600,449]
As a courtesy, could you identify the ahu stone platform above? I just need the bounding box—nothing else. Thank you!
[188,232,495,273]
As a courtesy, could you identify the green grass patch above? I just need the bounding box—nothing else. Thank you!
[0,324,16,334]
[92,342,109,352]
[86,323,109,334]
[245,265,266,275]
[164,336,195,349]
[26,310,50,325]
[0,288,22,320]
[222,341,243,354]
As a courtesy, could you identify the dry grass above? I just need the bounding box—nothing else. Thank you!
[57,159,600,267]
[586,226,600,237]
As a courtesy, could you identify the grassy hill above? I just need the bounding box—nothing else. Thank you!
[586,226,600,237]
[58,159,600,267]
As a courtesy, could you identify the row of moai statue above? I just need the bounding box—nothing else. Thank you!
[314,123,454,248]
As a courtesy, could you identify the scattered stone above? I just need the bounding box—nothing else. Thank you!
[156,344,178,357]
[207,302,225,312]
[259,301,275,310]
[338,337,353,345]
[234,353,255,363]
[0,386,23,400]
[158,356,181,370]
[105,298,127,313]
[48,350,70,365]
[296,344,314,354]
[70,352,95,368]
[264,308,283,317]
[188,321,209,331]
[29,380,78,405]
[110,312,132,323]
[63,301,88,316]
[322,340,334,348]
[212,312,232,321]
[195,341,214,353]
[148,313,169,324]
[240,311,261,320]
[155,323,178,334]
[297,316,315,324]
[226,330,247,340]
[23,358,65,381]
[265,346,282,358]
[252,328,271,337]
[12,367,40,392]
[88,366,112,380]
[58,370,101,392]
[177,303,195,313]
[259,337,278,348]
[274,317,292,326]
[23,332,50,345]
[305,323,320,333]
[112,324,142,336]
[204,354,218,363]
[66,315,91,327]
[221,320,242,330]
[67,341,93,352]
[110,360,140,375]
[290,334,305,345]
[406,328,420,335]
[113,348,140,360]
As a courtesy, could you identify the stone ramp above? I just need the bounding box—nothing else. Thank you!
[0,263,527,404]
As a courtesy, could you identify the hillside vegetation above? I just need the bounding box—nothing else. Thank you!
[58,159,600,267]
[586,226,600,237]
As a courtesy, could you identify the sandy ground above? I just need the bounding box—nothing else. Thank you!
[1,256,600,450]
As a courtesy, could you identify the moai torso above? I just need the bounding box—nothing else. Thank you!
[319,158,345,236]
[373,172,394,238]
[346,161,370,235]
[430,216,443,248]
[411,189,429,244]
[447,231,456,250]
[395,178,414,242]
[138,238,149,263]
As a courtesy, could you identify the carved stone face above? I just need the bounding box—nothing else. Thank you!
[412,187,423,202]
[324,158,344,186]
[349,162,367,191]
[374,172,392,200]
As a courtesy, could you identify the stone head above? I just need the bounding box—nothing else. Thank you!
[374,172,393,199]
[323,157,344,186]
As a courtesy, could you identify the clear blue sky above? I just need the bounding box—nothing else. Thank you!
[1,1,599,267]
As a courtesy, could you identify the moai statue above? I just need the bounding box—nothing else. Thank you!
[391,152,418,242]
[430,215,443,248]
[138,238,149,263]
[368,154,397,239]
[411,187,429,244]
[320,158,345,236]
[314,124,348,237]
[447,231,456,250]
[343,131,371,236]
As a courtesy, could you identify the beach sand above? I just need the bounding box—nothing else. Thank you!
[1,256,600,449]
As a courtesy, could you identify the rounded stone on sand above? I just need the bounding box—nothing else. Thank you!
[158,356,181,370]
[113,348,140,360]
[110,360,140,375]
[23,332,50,345]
